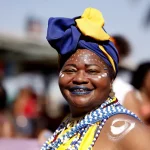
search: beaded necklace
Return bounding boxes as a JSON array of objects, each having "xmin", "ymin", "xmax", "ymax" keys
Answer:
[{"xmin": 41, "ymin": 97, "xmax": 139, "ymax": 150}]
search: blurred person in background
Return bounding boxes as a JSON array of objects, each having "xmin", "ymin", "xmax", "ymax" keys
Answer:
[
  {"xmin": 0, "ymin": 83, "xmax": 14, "ymax": 137},
  {"xmin": 123, "ymin": 62, "xmax": 150, "ymax": 125},
  {"xmin": 12, "ymin": 87, "xmax": 39, "ymax": 138},
  {"xmin": 37, "ymin": 76, "xmax": 70, "ymax": 145},
  {"xmin": 111, "ymin": 35, "xmax": 134, "ymax": 105},
  {"xmin": 2, "ymin": 72, "xmax": 45, "ymax": 105},
  {"xmin": 46, "ymin": 75, "xmax": 68, "ymax": 121},
  {"xmin": 36, "ymin": 95, "xmax": 53, "ymax": 145}
]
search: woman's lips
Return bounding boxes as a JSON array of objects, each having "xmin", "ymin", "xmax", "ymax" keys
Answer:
[{"xmin": 69, "ymin": 86, "xmax": 93, "ymax": 95}]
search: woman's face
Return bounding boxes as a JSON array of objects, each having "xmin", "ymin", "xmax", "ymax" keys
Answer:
[{"xmin": 59, "ymin": 49, "xmax": 113, "ymax": 117}]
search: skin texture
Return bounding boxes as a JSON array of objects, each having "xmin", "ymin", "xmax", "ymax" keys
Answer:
[
  {"xmin": 58, "ymin": 48, "xmax": 150, "ymax": 149},
  {"xmin": 93, "ymin": 114, "xmax": 150, "ymax": 150},
  {"xmin": 59, "ymin": 49, "xmax": 112, "ymax": 117}
]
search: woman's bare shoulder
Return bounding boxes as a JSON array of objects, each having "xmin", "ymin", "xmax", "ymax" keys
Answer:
[
  {"xmin": 123, "ymin": 90, "xmax": 139, "ymax": 105},
  {"xmin": 95, "ymin": 114, "xmax": 150, "ymax": 150}
]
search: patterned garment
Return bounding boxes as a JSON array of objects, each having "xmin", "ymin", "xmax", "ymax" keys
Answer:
[{"xmin": 41, "ymin": 97, "xmax": 139, "ymax": 150}]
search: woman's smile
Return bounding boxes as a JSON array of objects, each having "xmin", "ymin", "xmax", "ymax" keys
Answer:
[
  {"xmin": 59, "ymin": 49, "xmax": 111, "ymax": 116},
  {"xmin": 69, "ymin": 86, "xmax": 94, "ymax": 95}
]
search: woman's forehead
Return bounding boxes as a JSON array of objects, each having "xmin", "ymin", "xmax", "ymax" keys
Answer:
[
  {"xmin": 65, "ymin": 49, "xmax": 107, "ymax": 66},
  {"xmin": 72, "ymin": 49, "xmax": 97, "ymax": 57}
]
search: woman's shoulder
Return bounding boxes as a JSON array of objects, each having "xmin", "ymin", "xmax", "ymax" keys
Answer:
[
  {"xmin": 123, "ymin": 89, "xmax": 141, "ymax": 103},
  {"xmin": 123, "ymin": 89, "xmax": 141, "ymax": 107},
  {"xmin": 103, "ymin": 113, "xmax": 142, "ymax": 131},
  {"xmin": 96, "ymin": 114, "xmax": 150, "ymax": 150}
]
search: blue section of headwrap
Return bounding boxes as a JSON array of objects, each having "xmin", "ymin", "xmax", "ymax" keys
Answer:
[
  {"xmin": 47, "ymin": 17, "xmax": 79, "ymax": 55},
  {"xmin": 46, "ymin": 17, "xmax": 119, "ymax": 74},
  {"xmin": 102, "ymin": 41, "xmax": 119, "ymax": 72}
]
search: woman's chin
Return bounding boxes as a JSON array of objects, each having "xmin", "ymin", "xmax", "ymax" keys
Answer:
[
  {"xmin": 68, "ymin": 91, "xmax": 94, "ymax": 106},
  {"xmin": 70, "ymin": 98, "xmax": 92, "ymax": 108}
]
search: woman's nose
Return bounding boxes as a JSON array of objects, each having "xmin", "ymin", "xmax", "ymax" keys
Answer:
[{"xmin": 72, "ymin": 71, "xmax": 89, "ymax": 84}]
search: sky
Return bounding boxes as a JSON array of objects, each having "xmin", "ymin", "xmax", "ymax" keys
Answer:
[{"xmin": 0, "ymin": 0, "xmax": 150, "ymax": 66}]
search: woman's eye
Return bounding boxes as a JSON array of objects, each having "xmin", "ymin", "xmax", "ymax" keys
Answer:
[
  {"xmin": 87, "ymin": 70, "xmax": 99, "ymax": 74},
  {"xmin": 63, "ymin": 69, "xmax": 76, "ymax": 73}
]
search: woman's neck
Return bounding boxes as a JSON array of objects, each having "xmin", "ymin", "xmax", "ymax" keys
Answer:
[
  {"xmin": 70, "ymin": 104, "xmax": 100, "ymax": 118},
  {"xmin": 70, "ymin": 108, "xmax": 90, "ymax": 118}
]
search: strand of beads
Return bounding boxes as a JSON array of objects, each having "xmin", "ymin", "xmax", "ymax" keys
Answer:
[
  {"xmin": 41, "ymin": 97, "xmax": 140, "ymax": 150},
  {"xmin": 67, "ymin": 126, "xmax": 89, "ymax": 150},
  {"xmin": 87, "ymin": 105, "xmax": 140, "ymax": 150},
  {"xmin": 41, "ymin": 121, "xmax": 68, "ymax": 150},
  {"xmin": 72, "ymin": 100, "xmax": 119, "ymax": 150},
  {"xmin": 87, "ymin": 119, "xmax": 107, "ymax": 150},
  {"xmin": 45, "ymin": 98, "xmax": 116, "ymax": 149},
  {"xmin": 41, "ymin": 97, "xmax": 116, "ymax": 150}
]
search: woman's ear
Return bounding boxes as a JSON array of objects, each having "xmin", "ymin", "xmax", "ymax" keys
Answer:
[
  {"xmin": 109, "ymin": 79, "xmax": 115, "ymax": 98},
  {"xmin": 110, "ymin": 79, "xmax": 114, "ymax": 87}
]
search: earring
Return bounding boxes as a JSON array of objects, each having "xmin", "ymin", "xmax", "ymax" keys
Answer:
[{"xmin": 109, "ymin": 88, "xmax": 115, "ymax": 98}]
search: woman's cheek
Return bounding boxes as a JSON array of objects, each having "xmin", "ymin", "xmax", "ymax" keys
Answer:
[
  {"xmin": 90, "ymin": 77, "xmax": 111, "ymax": 88},
  {"xmin": 59, "ymin": 74, "xmax": 74, "ymax": 86}
]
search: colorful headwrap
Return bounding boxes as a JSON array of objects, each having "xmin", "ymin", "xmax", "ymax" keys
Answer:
[{"xmin": 46, "ymin": 8, "xmax": 119, "ymax": 76}]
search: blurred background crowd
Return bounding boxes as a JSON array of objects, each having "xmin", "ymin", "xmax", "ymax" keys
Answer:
[{"xmin": 0, "ymin": 0, "xmax": 150, "ymax": 149}]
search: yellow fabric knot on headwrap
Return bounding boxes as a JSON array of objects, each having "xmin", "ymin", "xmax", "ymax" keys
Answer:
[
  {"xmin": 75, "ymin": 7, "xmax": 110, "ymax": 41},
  {"xmin": 75, "ymin": 8, "xmax": 116, "ymax": 72}
]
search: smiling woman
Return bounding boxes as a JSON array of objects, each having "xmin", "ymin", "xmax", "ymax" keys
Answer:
[
  {"xmin": 41, "ymin": 7, "xmax": 150, "ymax": 150},
  {"xmin": 59, "ymin": 49, "xmax": 111, "ymax": 117}
]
